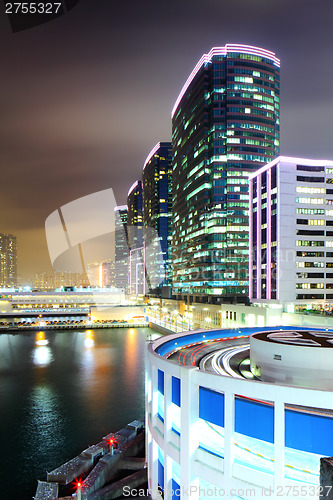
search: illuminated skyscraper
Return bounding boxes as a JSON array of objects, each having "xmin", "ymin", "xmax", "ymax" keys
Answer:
[
  {"xmin": 127, "ymin": 181, "xmax": 144, "ymax": 295},
  {"xmin": 142, "ymin": 142, "xmax": 173, "ymax": 296},
  {"xmin": 0, "ymin": 233, "xmax": 17, "ymax": 287},
  {"xmin": 127, "ymin": 181, "xmax": 143, "ymax": 249},
  {"xmin": 114, "ymin": 205, "xmax": 129, "ymax": 293},
  {"xmin": 172, "ymin": 44, "xmax": 280, "ymax": 303}
]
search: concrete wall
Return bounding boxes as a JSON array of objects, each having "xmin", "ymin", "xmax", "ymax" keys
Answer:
[{"xmin": 250, "ymin": 334, "xmax": 333, "ymax": 389}]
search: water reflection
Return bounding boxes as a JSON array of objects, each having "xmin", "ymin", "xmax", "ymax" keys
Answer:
[
  {"xmin": 124, "ymin": 328, "xmax": 138, "ymax": 388},
  {"xmin": 84, "ymin": 330, "xmax": 95, "ymax": 349},
  {"xmin": 35, "ymin": 331, "xmax": 48, "ymax": 346},
  {"xmin": 80, "ymin": 329, "xmax": 115, "ymax": 416},
  {"xmin": 27, "ymin": 385, "xmax": 65, "ymax": 446},
  {"xmin": 0, "ymin": 327, "xmax": 157, "ymax": 500},
  {"xmin": 33, "ymin": 345, "xmax": 53, "ymax": 367}
]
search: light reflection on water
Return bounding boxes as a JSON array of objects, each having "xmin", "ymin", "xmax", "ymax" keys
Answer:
[
  {"xmin": 0, "ymin": 327, "xmax": 155, "ymax": 500},
  {"xmin": 33, "ymin": 345, "xmax": 53, "ymax": 366}
]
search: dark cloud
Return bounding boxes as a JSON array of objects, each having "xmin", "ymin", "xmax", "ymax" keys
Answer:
[{"xmin": 1, "ymin": 0, "xmax": 333, "ymax": 279}]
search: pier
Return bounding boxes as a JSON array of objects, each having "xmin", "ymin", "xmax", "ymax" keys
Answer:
[{"xmin": 34, "ymin": 420, "xmax": 147, "ymax": 500}]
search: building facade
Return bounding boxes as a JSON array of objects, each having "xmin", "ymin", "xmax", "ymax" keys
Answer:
[
  {"xmin": 249, "ymin": 156, "xmax": 333, "ymax": 312},
  {"xmin": 0, "ymin": 233, "xmax": 17, "ymax": 287},
  {"xmin": 35, "ymin": 271, "xmax": 88, "ymax": 290},
  {"xmin": 172, "ymin": 45, "xmax": 280, "ymax": 303},
  {"xmin": 142, "ymin": 142, "xmax": 173, "ymax": 295},
  {"xmin": 146, "ymin": 326, "xmax": 333, "ymax": 500},
  {"xmin": 87, "ymin": 260, "xmax": 115, "ymax": 288},
  {"xmin": 114, "ymin": 205, "xmax": 129, "ymax": 293},
  {"xmin": 127, "ymin": 181, "xmax": 145, "ymax": 295}
]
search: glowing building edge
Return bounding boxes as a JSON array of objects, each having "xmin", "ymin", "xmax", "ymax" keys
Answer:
[
  {"xmin": 128, "ymin": 180, "xmax": 139, "ymax": 198},
  {"xmin": 171, "ymin": 44, "xmax": 280, "ymax": 118},
  {"xmin": 143, "ymin": 142, "xmax": 161, "ymax": 171}
]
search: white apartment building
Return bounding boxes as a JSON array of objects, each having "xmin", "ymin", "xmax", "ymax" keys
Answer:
[{"xmin": 249, "ymin": 156, "xmax": 333, "ymax": 311}]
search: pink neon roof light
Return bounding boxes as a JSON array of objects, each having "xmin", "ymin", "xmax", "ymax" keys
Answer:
[
  {"xmin": 143, "ymin": 142, "xmax": 161, "ymax": 172},
  {"xmin": 248, "ymin": 156, "xmax": 333, "ymax": 180},
  {"xmin": 171, "ymin": 44, "xmax": 280, "ymax": 118},
  {"xmin": 114, "ymin": 205, "xmax": 127, "ymax": 211},
  {"xmin": 127, "ymin": 180, "xmax": 139, "ymax": 198}
]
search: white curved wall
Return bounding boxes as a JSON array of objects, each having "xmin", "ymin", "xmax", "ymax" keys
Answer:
[
  {"xmin": 250, "ymin": 335, "xmax": 333, "ymax": 389},
  {"xmin": 146, "ymin": 333, "xmax": 333, "ymax": 500}
]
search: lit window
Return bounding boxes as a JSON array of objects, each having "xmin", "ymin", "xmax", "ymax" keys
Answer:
[{"xmin": 296, "ymin": 186, "xmax": 325, "ymax": 194}]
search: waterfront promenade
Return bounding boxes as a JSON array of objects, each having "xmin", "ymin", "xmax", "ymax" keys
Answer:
[{"xmin": 0, "ymin": 319, "xmax": 148, "ymax": 332}]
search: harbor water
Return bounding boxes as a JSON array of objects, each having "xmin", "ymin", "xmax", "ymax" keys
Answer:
[{"xmin": 0, "ymin": 327, "xmax": 156, "ymax": 500}]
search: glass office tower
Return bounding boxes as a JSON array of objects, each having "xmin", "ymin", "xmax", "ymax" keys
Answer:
[
  {"xmin": 127, "ymin": 181, "xmax": 145, "ymax": 295},
  {"xmin": 114, "ymin": 205, "xmax": 129, "ymax": 293},
  {"xmin": 172, "ymin": 44, "xmax": 280, "ymax": 302},
  {"xmin": 142, "ymin": 142, "xmax": 173, "ymax": 295}
]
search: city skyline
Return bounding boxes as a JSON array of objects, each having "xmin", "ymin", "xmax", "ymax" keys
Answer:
[{"xmin": 2, "ymin": 0, "xmax": 333, "ymax": 278}]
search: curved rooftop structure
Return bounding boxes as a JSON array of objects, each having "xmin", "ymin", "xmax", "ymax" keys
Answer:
[
  {"xmin": 146, "ymin": 326, "xmax": 333, "ymax": 500},
  {"xmin": 171, "ymin": 44, "xmax": 280, "ymax": 118}
]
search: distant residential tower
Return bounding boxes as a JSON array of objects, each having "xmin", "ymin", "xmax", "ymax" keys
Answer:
[{"xmin": 0, "ymin": 234, "xmax": 17, "ymax": 287}]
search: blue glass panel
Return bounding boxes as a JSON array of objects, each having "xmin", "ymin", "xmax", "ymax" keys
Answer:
[
  {"xmin": 285, "ymin": 409, "xmax": 333, "ymax": 456},
  {"xmin": 158, "ymin": 459, "xmax": 164, "ymax": 491},
  {"xmin": 199, "ymin": 386, "xmax": 224, "ymax": 427},
  {"xmin": 172, "ymin": 376, "xmax": 181, "ymax": 406},
  {"xmin": 172, "ymin": 479, "xmax": 180, "ymax": 500},
  {"xmin": 158, "ymin": 369, "xmax": 164, "ymax": 395},
  {"xmin": 235, "ymin": 397, "xmax": 274, "ymax": 443}
]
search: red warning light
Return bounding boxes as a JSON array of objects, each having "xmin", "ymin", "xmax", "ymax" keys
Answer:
[
  {"xmin": 74, "ymin": 478, "xmax": 82, "ymax": 490},
  {"xmin": 108, "ymin": 435, "xmax": 116, "ymax": 445}
]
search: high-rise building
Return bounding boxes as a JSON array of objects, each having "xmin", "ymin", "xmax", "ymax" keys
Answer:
[
  {"xmin": 249, "ymin": 156, "xmax": 333, "ymax": 312},
  {"xmin": 142, "ymin": 142, "xmax": 173, "ymax": 295},
  {"xmin": 87, "ymin": 260, "xmax": 115, "ymax": 288},
  {"xmin": 35, "ymin": 271, "xmax": 88, "ymax": 290},
  {"xmin": 127, "ymin": 181, "xmax": 143, "ymax": 249},
  {"xmin": 172, "ymin": 44, "xmax": 280, "ymax": 303},
  {"xmin": 114, "ymin": 205, "xmax": 129, "ymax": 293},
  {"xmin": 127, "ymin": 181, "xmax": 145, "ymax": 295},
  {"xmin": 0, "ymin": 234, "xmax": 17, "ymax": 287}
]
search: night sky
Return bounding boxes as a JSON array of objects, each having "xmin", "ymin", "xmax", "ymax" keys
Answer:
[{"xmin": 1, "ymin": 0, "xmax": 333, "ymax": 281}]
